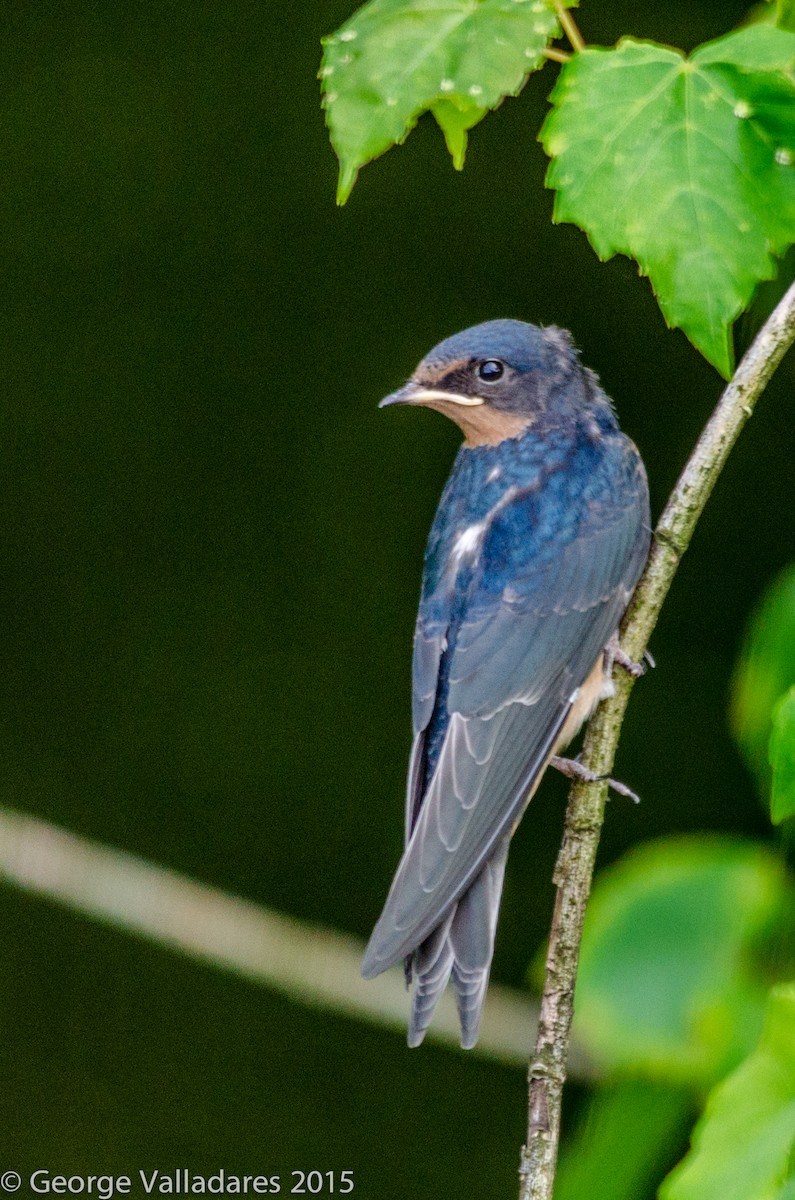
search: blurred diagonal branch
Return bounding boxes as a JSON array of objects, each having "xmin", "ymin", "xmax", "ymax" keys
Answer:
[
  {"xmin": 0, "ymin": 803, "xmax": 592, "ymax": 1074},
  {"xmin": 520, "ymin": 280, "xmax": 795, "ymax": 1200}
]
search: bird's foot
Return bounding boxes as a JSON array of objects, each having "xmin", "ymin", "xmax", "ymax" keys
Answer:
[
  {"xmin": 605, "ymin": 631, "xmax": 649, "ymax": 679},
  {"xmin": 551, "ymin": 755, "xmax": 640, "ymax": 804}
]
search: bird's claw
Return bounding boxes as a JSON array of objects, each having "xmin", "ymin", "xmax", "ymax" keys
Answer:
[
  {"xmin": 550, "ymin": 755, "xmax": 640, "ymax": 804},
  {"xmin": 605, "ymin": 632, "xmax": 647, "ymax": 679}
]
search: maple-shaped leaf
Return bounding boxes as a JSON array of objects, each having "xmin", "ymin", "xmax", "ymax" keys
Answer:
[
  {"xmin": 541, "ymin": 26, "xmax": 795, "ymax": 375},
  {"xmin": 321, "ymin": 0, "xmax": 572, "ymax": 203}
]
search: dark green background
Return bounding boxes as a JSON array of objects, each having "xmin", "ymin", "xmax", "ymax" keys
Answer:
[{"xmin": 0, "ymin": 1, "xmax": 790, "ymax": 1196}]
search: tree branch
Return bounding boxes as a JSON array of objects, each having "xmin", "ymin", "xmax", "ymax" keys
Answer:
[
  {"xmin": 0, "ymin": 803, "xmax": 593, "ymax": 1070},
  {"xmin": 552, "ymin": 0, "xmax": 585, "ymax": 53},
  {"xmin": 544, "ymin": 47, "xmax": 571, "ymax": 64},
  {"xmin": 518, "ymin": 278, "xmax": 795, "ymax": 1200}
]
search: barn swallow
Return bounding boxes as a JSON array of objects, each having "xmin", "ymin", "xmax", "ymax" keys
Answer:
[{"xmin": 362, "ymin": 319, "xmax": 650, "ymax": 1049}]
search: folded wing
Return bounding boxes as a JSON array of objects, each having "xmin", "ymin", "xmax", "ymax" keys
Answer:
[{"xmin": 362, "ymin": 446, "xmax": 649, "ymax": 982}]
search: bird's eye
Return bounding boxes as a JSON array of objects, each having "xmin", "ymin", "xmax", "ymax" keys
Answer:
[{"xmin": 478, "ymin": 359, "xmax": 504, "ymax": 383}]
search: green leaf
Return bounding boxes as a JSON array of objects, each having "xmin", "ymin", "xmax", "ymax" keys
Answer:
[
  {"xmin": 431, "ymin": 97, "xmax": 486, "ymax": 169},
  {"xmin": 540, "ymin": 27, "xmax": 795, "ymax": 376},
  {"xmin": 770, "ymin": 689, "xmax": 795, "ymax": 823},
  {"xmin": 779, "ymin": 1, "xmax": 795, "ymax": 31},
  {"xmin": 695, "ymin": 23, "xmax": 795, "ymax": 69},
  {"xmin": 321, "ymin": 0, "xmax": 566, "ymax": 203},
  {"xmin": 571, "ymin": 837, "xmax": 788, "ymax": 1083},
  {"xmin": 661, "ymin": 984, "xmax": 795, "ymax": 1200},
  {"xmin": 556, "ymin": 1081, "xmax": 692, "ymax": 1200},
  {"xmin": 732, "ymin": 565, "xmax": 795, "ymax": 800}
]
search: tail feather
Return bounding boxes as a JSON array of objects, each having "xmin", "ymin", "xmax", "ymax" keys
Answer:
[
  {"xmin": 407, "ymin": 836, "xmax": 510, "ymax": 1048},
  {"xmin": 407, "ymin": 910, "xmax": 454, "ymax": 1047},
  {"xmin": 451, "ymin": 964, "xmax": 490, "ymax": 1050},
  {"xmin": 450, "ymin": 836, "xmax": 509, "ymax": 1047}
]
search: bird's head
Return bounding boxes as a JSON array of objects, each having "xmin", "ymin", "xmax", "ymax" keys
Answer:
[{"xmin": 380, "ymin": 319, "xmax": 579, "ymax": 446}]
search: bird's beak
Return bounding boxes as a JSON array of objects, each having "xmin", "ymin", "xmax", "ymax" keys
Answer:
[{"xmin": 379, "ymin": 382, "xmax": 484, "ymax": 409}]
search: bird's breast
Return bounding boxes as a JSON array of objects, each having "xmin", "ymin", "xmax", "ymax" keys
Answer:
[{"xmin": 554, "ymin": 655, "xmax": 615, "ymax": 754}]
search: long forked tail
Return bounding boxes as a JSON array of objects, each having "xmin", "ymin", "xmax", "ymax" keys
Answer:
[{"xmin": 407, "ymin": 836, "xmax": 510, "ymax": 1049}]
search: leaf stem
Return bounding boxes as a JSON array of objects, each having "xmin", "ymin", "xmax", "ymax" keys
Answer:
[
  {"xmin": 518, "ymin": 278, "xmax": 795, "ymax": 1200},
  {"xmin": 544, "ymin": 47, "xmax": 571, "ymax": 64},
  {"xmin": 552, "ymin": 1, "xmax": 586, "ymax": 53}
]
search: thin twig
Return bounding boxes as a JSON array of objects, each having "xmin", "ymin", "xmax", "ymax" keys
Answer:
[
  {"xmin": 518, "ymin": 279, "xmax": 795, "ymax": 1200},
  {"xmin": 553, "ymin": 0, "xmax": 586, "ymax": 53},
  {"xmin": 543, "ymin": 47, "xmax": 571, "ymax": 64},
  {"xmin": 0, "ymin": 802, "xmax": 596, "ymax": 1072}
]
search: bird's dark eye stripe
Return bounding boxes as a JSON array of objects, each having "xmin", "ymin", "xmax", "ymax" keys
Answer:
[{"xmin": 478, "ymin": 359, "xmax": 504, "ymax": 382}]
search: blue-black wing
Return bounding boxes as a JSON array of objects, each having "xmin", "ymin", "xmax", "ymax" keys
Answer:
[{"xmin": 363, "ymin": 438, "xmax": 649, "ymax": 990}]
